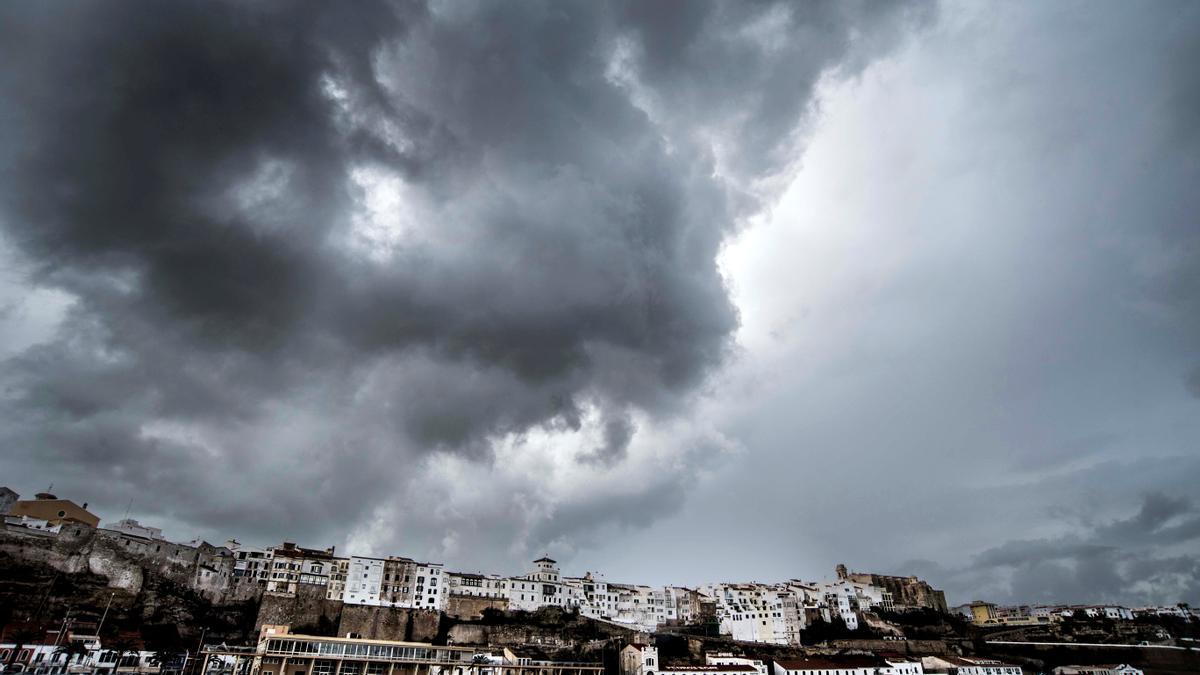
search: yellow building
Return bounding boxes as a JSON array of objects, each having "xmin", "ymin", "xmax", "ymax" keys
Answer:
[
  {"xmin": 9, "ymin": 492, "xmax": 100, "ymax": 527},
  {"xmin": 969, "ymin": 601, "xmax": 998, "ymax": 625}
]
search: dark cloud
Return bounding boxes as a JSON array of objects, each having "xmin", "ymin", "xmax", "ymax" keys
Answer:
[
  {"xmin": 1093, "ymin": 493, "xmax": 1198, "ymax": 545},
  {"xmin": 0, "ymin": 0, "xmax": 927, "ymax": 563},
  {"xmin": 947, "ymin": 493, "xmax": 1200, "ymax": 606}
]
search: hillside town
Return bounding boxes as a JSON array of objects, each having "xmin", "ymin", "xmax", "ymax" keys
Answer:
[{"xmin": 2, "ymin": 488, "xmax": 1197, "ymax": 675}]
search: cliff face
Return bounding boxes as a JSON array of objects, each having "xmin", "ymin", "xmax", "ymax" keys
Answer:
[
  {"xmin": 0, "ymin": 524, "xmax": 261, "ymax": 603},
  {"xmin": 0, "ymin": 527, "xmax": 633, "ymax": 658},
  {"xmin": 0, "ymin": 528, "xmax": 260, "ymax": 649}
]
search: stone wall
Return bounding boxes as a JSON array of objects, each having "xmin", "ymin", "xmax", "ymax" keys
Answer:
[
  {"xmin": 446, "ymin": 594, "xmax": 509, "ymax": 620},
  {"xmin": 338, "ymin": 605, "xmax": 441, "ymax": 642},
  {"xmin": 827, "ymin": 638, "xmax": 948, "ymax": 654},
  {"xmin": 255, "ymin": 584, "xmax": 343, "ymax": 633},
  {"xmin": 846, "ymin": 573, "xmax": 948, "ymax": 613}
]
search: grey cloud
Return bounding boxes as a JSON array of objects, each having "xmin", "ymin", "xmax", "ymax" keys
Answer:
[
  {"xmin": 643, "ymin": 0, "xmax": 1200, "ymax": 599},
  {"xmin": 1185, "ymin": 365, "xmax": 1200, "ymax": 399},
  {"xmin": 0, "ymin": 0, "xmax": 927, "ymax": 561},
  {"xmin": 614, "ymin": 1, "xmax": 934, "ymax": 182},
  {"xmin": 579, "ymin": 408, "xmax": 637, "ymax": 466},
  {"xmin": 973, "ymin": 538, "xmax": 1117, "ymax": 570},
  {"xmin": 1092, "ymin": 492, "xmax": 1197, "ymax": 545},
  {"xmin": 956, "ymin": 493, "xmax": 1200, "ymax": 606}
]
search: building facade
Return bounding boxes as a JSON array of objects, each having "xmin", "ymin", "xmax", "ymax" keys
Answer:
[{"xmin": 8, "ymin": 492, "xmax": 100, "ymax": 528}]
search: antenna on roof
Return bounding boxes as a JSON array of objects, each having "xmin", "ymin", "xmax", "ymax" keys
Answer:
[
  {"xmin": 123, "ymin": 498, "xmax": 133, "ymax": 520},
  {"xmin": 47, "ymin": 482, "xmax": 54, "ymax": 492}
]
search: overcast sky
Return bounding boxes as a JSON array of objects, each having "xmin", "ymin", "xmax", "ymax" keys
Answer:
[{"xmin": 1, "ymin": 0, "xmax": 1197, "ymax": 608}]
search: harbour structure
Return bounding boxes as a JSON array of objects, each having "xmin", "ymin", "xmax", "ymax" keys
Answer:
[{"xmin": 199, "ymin": 626, "xmax": 603, "ymax": 675}]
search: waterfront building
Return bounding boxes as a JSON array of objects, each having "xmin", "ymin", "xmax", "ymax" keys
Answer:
[{"xmin": 200, "ymin": 626, "xmax": 602, "ymax": 675}]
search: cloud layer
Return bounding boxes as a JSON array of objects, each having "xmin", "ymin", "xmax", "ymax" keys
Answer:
[
  {"xmin": 1, "ymin": 0, "xmax": 1196, "ymax": 608},
  {"xmin": 0, "ymin": 1, "xmax": 928, "ymax": 568}
]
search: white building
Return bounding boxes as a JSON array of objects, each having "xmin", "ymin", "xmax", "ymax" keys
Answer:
[
  {"xmin": 773, "ymin": 657, "xmax": 880, "ymax": 675},
  {"xmin": 662, "ymin": 666, "xmax": 761, "ymax": 675},
  {"xmin": 344, "ymin": 556, "xmax": 386, "ymax": 605},
  {"xmin": 447, "ymin": 572, "xmax": 508, "ymax": 599},
  {"xmin": 106, "ymin": 518, "xmax": 165, "ymax": 541},
  {"xmin": 700, "ymin": 583, "xmax": 801, "ymax": 645},
  {"xmin": 611, "ymin": 584, "xmax": 663, "ymax": 631},
  {"xmin": 577, "ymin": 572, "xmax": 620, "ymax": 619},
  {"xmin": 620, "ymin": 643, "xmax": 658, "ymax": 675},
  {"xmin": 1063, "ymin": 606, "xmax": 1134, "ymax": 621},
  {"xmin": 507, "ymin": 557, "xmax": 582, "ymax": 611},
  {"xmin": 412, "ymin": 561, "xmax": 446, "ymax": 609},
  {"xmin": 922, "ymin": 656, "xmax": 1022, "ymax": 675},
  {"xmin": 0, "ymin": 643, "xmax": 73, "ymax": 674},
  {"xmin": 879, "ymin": 657, "xmax": 924, "ymax": 675},
  {"xmin": 706, "ymin": 653, "xmax": 768, "ymax": 675},
  {"xmin": 0, "ymin": 636, "xmax": 159, "ymax": 675},
  {"xmin": 2, "ymin": 514, "xmax": 62, "ymax": 535},
  {"xmin": 298, "ymin": 557, "xmax": 333, "ymax": 586}
]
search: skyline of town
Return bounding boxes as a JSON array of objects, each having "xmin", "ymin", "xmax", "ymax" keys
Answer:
[
  {"xmin": 4, "ymin": 486, "xmax": 1195, "ymax": 618},
  {"xmin": 1, "ymin": 0, "xmax": 1197, "ymax": 635}
]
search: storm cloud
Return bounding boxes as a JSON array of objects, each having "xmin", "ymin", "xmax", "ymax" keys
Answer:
[
  {"xmin": 0, "ymin": 1, "xmax": 928, "ymax": 564},
  {"xmin": 1, "ymin": 0, "xmax": 1197, "ymax": 606},
  {"xmin": 901, "ymin": 493, "xmax": 1200, "ymax": 606}
]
